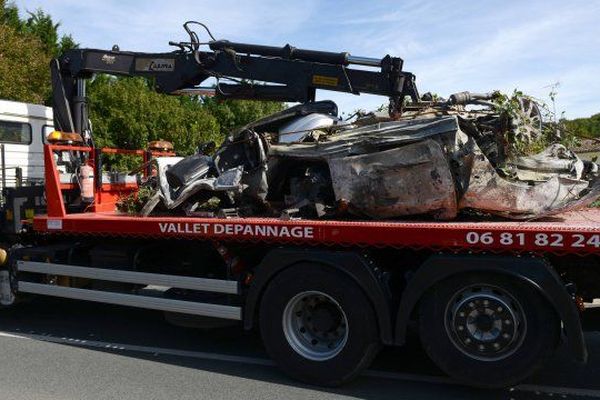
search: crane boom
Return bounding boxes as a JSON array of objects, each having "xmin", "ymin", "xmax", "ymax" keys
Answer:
[{"xmin": 50, "ymin": 23, "xmax": 420, "ymax": 141}]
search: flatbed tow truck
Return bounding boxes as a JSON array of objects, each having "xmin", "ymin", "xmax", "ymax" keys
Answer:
[{"xmin": 1, "ymin": 22, "xmax": 599, "ymax": 389}]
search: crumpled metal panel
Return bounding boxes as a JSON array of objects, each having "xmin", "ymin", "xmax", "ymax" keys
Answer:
[
  {"xmin": 328, "ymin": 139, "xmax": 458, "ymax": 219},
  {"xmin": 459, "ymin": 144, "xmax": 597, "ymax": 219},
  {"xmin": 137, "ymin": 113, "xmax": 599, "ymax": 221},
  {"xmin": 144, "ymin": 157, "xmax": 243, "ymax": 215},
  {"xmin": 509, "ymin": 144, "xmax": 584, "ymax": 181},
  {"xmin": 270, "ymin": 116, "xmax": 461, "ymax": 159}
]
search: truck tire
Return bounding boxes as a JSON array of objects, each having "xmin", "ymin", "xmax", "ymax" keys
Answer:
[
  {"xmin": 259, "ymin": 263, "xmax": 381, "ymax": 386},
  {"xmin": 418, "ymin": 273, "xmax": 560, "ymax": 388}
]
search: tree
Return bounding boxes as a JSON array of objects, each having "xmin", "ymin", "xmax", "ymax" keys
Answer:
[
  {"xmin": 0, "ymin": 23, "xmax": 50, "ymax": 103},
  {"xmin": 203, "ymin": 96, "xmax": 285, "ymax": 135},
  {"xmin": 23, "ymin": 8, "xmax": 77, "ymax": 57},
  {"xmin": 58, "ymin": 34, "xmax": 77, "ymax": 55},
  {"xmin": 0, "ymin": 2, "xmax": 77, "ymax": 104},
  {"xmin": 86, "ymin": 76, "xmax": 286, "ymax": 169},
  {"xmin": 87, "ymin": 75, "xmax": 222, "ymax": 169},
  {"xmin": 0, "ymin": 0, "xmax": 22, "ymax": 31},
  {"xmin": 24, "ymin": 9, "xmax": 59, "ymax": 56},
  {"xmin": 563, "ymin": 113, "xmax": 600, "ymax": 139}
]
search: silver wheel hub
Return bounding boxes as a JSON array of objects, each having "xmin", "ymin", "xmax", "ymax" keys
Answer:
[
  {"xmin": 282, "ymin": 291, "xmax": 348, "ymax": 361},
  {"xmin": 445, "ymin": 286, "xmax": 526, "ymax": 361}
]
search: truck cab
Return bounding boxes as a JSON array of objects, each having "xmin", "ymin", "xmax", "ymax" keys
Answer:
[
  {"xmin": 0, "ymin": 99, "xmax": 53, "ymax": 189},
  {"xmin": 0, "ymin": 99, "xmax": 54, "ymax": 234}
]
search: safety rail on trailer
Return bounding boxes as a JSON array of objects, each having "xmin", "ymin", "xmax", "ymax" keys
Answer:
[{"xmin": 43, "ymin": 143, "xmax": 174, "ymax": 216}]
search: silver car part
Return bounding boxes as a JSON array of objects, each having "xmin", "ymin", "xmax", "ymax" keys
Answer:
[
  {"xmin": 17, "ymin": 261, "xmax": 239, "ymax": 294},
  {"xmin": 460, "ymin": 142, "xmax": 597, "ymax": 219},
  {"xmin": 271, "ymin": 116, "xmax": 461, "ymax": 159},
  {"xmin": 148, "ymin": 157, "xmax": 243, "ymax": 213},
  {"xmin": 278, "ymin": 113, "xmax": 340, "ymax": 143}
]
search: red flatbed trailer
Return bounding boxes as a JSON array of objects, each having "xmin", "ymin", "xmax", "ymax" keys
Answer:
[
  {"xmin": 4, "ymin": 143, "xmax": 600, "ymax": 389},
  {"xmin": 35, "ymin": 142, "xmax": 600, "ymax": 255},
  {"xmin": 33, "ymin": 209, "xmax": 600, "ymax": 256}
]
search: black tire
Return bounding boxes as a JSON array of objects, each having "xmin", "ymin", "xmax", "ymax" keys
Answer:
[
  {"xmin": 259, "ymin": 263, "xmax": 381, "ymax": 386},
  {"xmin": 419, "ymin": 273, "xmax": 560, "ymax": 388}
]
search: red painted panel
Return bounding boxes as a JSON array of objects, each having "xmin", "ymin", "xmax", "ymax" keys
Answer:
[{"xmin": 33, "ymin": 210, "xmax": 600, "ymax": 256}]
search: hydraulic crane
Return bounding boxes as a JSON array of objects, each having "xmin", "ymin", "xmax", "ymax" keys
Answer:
[{"xmin": 51, "ymin": 21, "xmax": 419, "ymax": 145}]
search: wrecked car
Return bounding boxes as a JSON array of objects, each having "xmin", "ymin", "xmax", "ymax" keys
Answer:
[{"xmin": 125, "ymin": 92, "xmax": 600, "ymax": 221}]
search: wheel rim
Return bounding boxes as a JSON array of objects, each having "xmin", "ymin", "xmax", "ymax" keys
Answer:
[
  {"xmin": 282, "ymin": 290, "xmax": 349, "ymax": 361},
  {"xmin": 444, "ymin": 285, "xmax": 527, "ymax": 361},
  {"xmin": 510, "ymin": 97, "xmax": 543, "ymax": 143}
]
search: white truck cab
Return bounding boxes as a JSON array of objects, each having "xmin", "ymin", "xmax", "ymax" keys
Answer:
[{"xmin": 0, "ymin": 99, "xmax": 53, "ymax": 189}]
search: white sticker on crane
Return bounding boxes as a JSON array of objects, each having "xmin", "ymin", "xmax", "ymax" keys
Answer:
[{"xmin": 47, "ymin": 219, "xmax": 63, "ymax": 230}]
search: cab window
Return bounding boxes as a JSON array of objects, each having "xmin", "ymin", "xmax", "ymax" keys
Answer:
[{"xmin": 0, "ymin": 120, "xmax": 32, "ymax": 145}]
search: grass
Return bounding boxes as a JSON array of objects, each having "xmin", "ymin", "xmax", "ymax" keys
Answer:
[{"xmin": 578, "ymin": 151, "xmax": 600, "ymax": 161}]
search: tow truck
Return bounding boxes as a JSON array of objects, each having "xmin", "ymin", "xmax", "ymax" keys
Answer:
[{"xmin": 1, "ymin": 22, "xmax": 599, "ymax": 388}]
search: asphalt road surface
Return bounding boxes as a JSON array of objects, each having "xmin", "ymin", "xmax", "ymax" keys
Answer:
[{"xmin": 0, "ymin": 297, "xmax": 599, "ymax": 400}]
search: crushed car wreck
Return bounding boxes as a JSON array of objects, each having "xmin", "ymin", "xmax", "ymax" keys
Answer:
[
  {"xmin": 127, "ymin": 93, "xmax": 600, "ymax": 221},
  {"xmin": 65, "ymin": 27, "xmax": 594, "ymax": 221}
]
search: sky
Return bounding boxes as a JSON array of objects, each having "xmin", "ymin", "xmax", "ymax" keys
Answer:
[{"xmin": 13, "ymin": 0, "xmax": 600, "ymax": 119}]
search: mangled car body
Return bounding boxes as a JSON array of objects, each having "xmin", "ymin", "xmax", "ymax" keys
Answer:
[{"xmin": 132, "ymin": 93, "xmax": 600, "ymax": 221}]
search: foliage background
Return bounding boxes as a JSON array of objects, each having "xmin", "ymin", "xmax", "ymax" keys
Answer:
[
  {"xmin": 0, "ymin": 0, "xmax": 283, "ymax": 168},
  {"xmin": 563, "ymin": 114, "xmax": 600, "ymax": 139}
]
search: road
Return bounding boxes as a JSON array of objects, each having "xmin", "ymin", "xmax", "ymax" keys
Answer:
[{"xmin": 0, "ymin": 297, "xmax": 599, "ymax": 400}]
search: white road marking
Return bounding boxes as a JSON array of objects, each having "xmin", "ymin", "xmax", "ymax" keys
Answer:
[
  {"xmin": 516, "ymin": 384, "xmax": 600, "ymax": 398},
  {"xmin": 0, "ymin": 331, "xmax": 599, "ymax": 398},
  {"xmin": 0, "ymin": 331, "xmax": 275, "ymax": 366},
  {"xmin": 362, "ymin": 370, "xmax": 455, "ymax": 385}
]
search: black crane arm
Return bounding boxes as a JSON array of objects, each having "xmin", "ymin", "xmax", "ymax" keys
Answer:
[
  {"xmin": 197, "ymin": 46, "xmax": 419, "ymax": 104},
  {"xmin": 51, "ymin": 49, "xmax": 208, "ymax": 136},
  {"xmin": 51, "ymin": 24, "xmax": 420, "ymax": 139}
]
